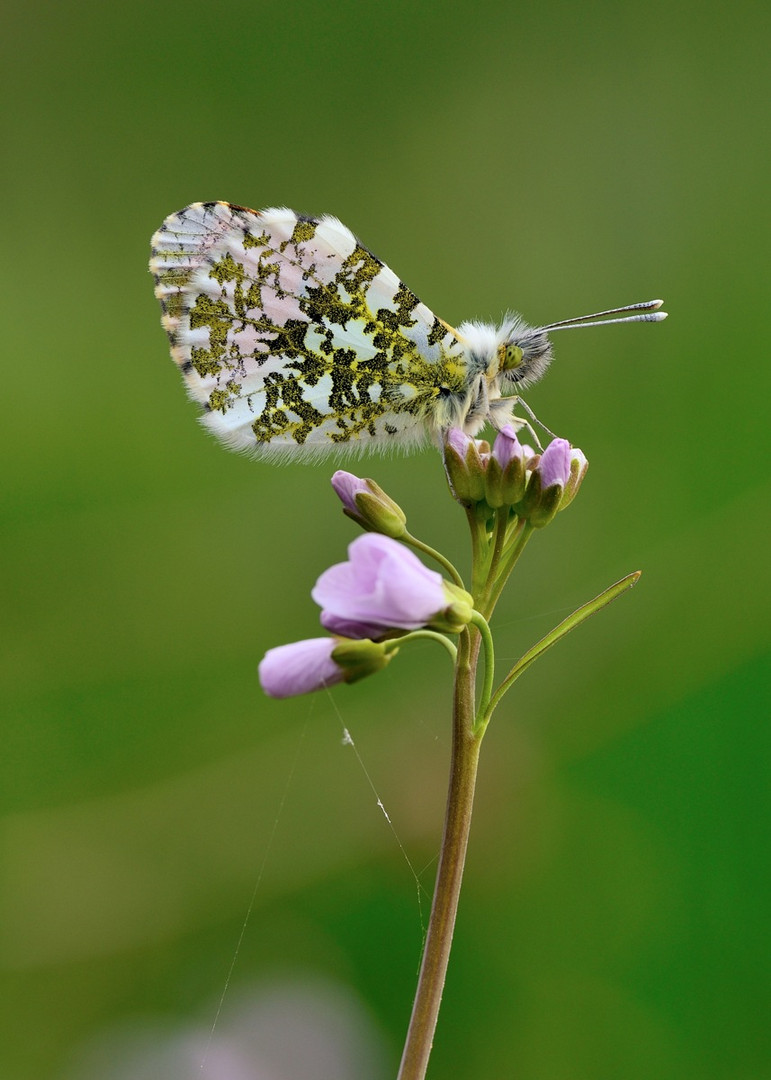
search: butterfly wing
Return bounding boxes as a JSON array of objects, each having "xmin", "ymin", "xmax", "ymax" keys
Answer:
[{"xmin": 150, "ymin": 202, "xmax": 469, "ymax": 457}]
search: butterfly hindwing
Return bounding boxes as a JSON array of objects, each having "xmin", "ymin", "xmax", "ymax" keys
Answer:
[{"xmin": 150, "ymin": 202, "xmax": 469, "ymax": 457}]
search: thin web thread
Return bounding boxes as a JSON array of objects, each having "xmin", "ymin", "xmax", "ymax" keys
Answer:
[
  {"xmin": 199, "ymin": 711, "xmax": 310, "ymax": 1073},
  {"xmin": 326, "ymin": 690, "xmax": 432, "ymax": 947},
  {"xmin": 200, "ymin": 688, "xmax": 434, "ymax": 1073}
]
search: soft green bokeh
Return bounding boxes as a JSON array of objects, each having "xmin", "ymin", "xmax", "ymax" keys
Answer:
[{"xmin": 2, "ymin": 1, "xmax": 768, "ymax": 1077}]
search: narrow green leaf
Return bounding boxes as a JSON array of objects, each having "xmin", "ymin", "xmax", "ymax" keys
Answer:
[{"xmin": 481, "ymin": 570, "xmax": 641, "ymax": 726}]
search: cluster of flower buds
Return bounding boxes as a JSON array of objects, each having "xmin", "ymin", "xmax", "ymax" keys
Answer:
[
  {"xmin": 259, "ymin": 531, "xmax": 474, "ymax": 698},
  {"xmin": 444, "ymin": 425, "xmax": 587, "ymax": 528}
]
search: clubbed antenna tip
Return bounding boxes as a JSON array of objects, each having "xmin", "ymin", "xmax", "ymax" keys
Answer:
[{"xmin": 541, "ymin": 299, "xmax": 668, "ymax": 332}]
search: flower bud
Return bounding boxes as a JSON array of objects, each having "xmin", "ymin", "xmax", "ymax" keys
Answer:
[
  {"xmin": 259, "ymin": 636, "xmax": 395, "ymax": 697},
  {"xmin": 258, "ymin": 637, "xmax": 347, "ymax": 698},
  {"xmin": 331, "ymin": 471, "xmax": 407, "ymax": 538},
  {"xmin": 517, "ymin": 437, "xmax": 572, "ymax": 528},
  {"xmin": 443, "ymin": 428, "xmax": 487, "ymax": 505},
  {"xmin": 485, "ymin": 425, "xmax": 527, "ymax": 508},
  {"xmin": 559, "ymin": 448, "xmax": 589, "ymax": 510},
  {"xmin": 426, "ymin": 581, "xmax": 475, "ymax": 634},
  {"xmin": 520, "ymin": 445, "xmax": 540, "ymax": 469}
]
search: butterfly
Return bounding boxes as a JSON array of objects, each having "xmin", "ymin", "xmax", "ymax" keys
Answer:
[{"xmin": 150, "ymin": 202, "xmax": 666, "ymax": 458}]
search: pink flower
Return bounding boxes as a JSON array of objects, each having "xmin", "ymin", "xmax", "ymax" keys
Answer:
[
  {"xmin": 485, "ymin": 425, "xmax": 527, "ymax": 506},
  {"xmin": 259, "ymin": 635, "xmax": 395, "ymax": 698},
  {"xmin": 491, "ymin": 424, "xmax": 524, "ymax": 469},
  {"xmin": 535, "ymin": 437, "xmax": 572, "ymax": 490},
  {"xmin": 312, "ymin": 534, "xmax": 449, "ymax": 634},
  {"xmin": 319, "ymin": 612, "xmax": 388, "ymax": 639},
  {"xmin": 521, "ymin": 437, "xmax": 583, "ymax": 528},
  {"xmin": 446, "ymin": 427, "xmax": 474, "ymax": 458},
  {"xmin": 443, "ymin": 428, "xmax": 487, "ymax": 504},
  {"xmin": 259, "ymin": 638, "xmax": 345, "ymax": 698},
  {"xmin": 560, "ymin": 447, "xmax": 588, "ymax": 508}
]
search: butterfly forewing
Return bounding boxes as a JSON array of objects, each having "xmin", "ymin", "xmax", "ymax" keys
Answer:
[{"xmin": 150, "ymin": 202, "xmax": 467, "ymax": 457}]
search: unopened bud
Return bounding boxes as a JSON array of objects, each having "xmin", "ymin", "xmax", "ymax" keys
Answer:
[
  {"xmin": 331, "ymin": 471, "xmax": 407, "ymax": 538},
  {"xmin": 559, "ymin": 448, "xmax": 589, "ymax": 510},
  {"xmin": 517, "ymin": 438, "xmax": 572, "ymax": 528},
  {"xmin": 443, "ymin": 429, "xmax": 487, "ymax": 505},
  {"xmin": 485, "ymin": 425, "xmax": 527, "ymax": 507}
]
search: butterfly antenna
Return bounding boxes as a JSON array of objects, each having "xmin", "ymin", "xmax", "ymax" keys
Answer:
[{"xmin": 541, "ymin": 299, "xmax": 668, "ymax": 332}]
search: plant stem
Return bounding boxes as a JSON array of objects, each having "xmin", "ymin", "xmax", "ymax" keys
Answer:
[
  {"xmin": 397, "ymin": 630, "xmax": 482, "ymax": 1080},
  {"xmin": 394, "ymin": 629, "xmax": 458, "ymax": 664},
  {"xmin": 469, "ymin": 611, "xmax": 495, "ymax": 726},
  {"xmin": 466, "ymin": 506, "xmax": 490, "ymax": 597},
  {"xmin": 480, "ymin": 519, "xmax": 534, "ymax": 617},
  {"xmin": 404, "ymin": 532, "xmax": 466, "ymax": 589}
]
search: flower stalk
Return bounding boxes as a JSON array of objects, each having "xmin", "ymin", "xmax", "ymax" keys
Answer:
[
  {"xmin": 397, "ymin": 628, "xmax": 482, "ymax": 1080},
  {"xmin": 258, "ymin": 427, "xmax": 640, "ymax": 1080}
]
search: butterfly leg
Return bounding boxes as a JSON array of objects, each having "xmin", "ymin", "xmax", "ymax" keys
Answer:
[{"xmin": 488, "ymin": 395, "xmax": 563, "ymax": 450}]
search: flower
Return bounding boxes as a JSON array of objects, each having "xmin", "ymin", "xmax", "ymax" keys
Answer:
[
  {"xmin": 491, "ymin": 424, "xmax": 522, "ymax": 469},
  {"xmin": 560, "ymin": 447, "xmax": 589, "ymax": 509},
  {"xmin": 519, "ymin": 437, "xmax": 575, "ymax": 527},
  {"xmin": 445, "ymin": 425, "xmax": 586, "ymax": 525},
  {"xmin": 318, "ymin": 612, "xmax": 391, "ymax": 639},
  {"xmin": 485, "ymin": 425, "xmax": 527, "ymax": 507},
  {"xmin": 536, "ymin": 437, "xmax": 572, "ymax": 489},
  {"xmin": 443, "ymin": 428, "xmax": 487, "ymax": 504},
  {"xmin": 259, "ymin": 636, "xmax": 394, "ymax": 698},
  {"xmin": 312, "ymin": 533, "xmax": 471, "ymax": 636},
  {"xmin": 331, "ymin": 471, "xmax": 407, "ymax": 538},
  {"xmin": 259, "ymin": 638, "xmax": 347, "ymax": 698}
]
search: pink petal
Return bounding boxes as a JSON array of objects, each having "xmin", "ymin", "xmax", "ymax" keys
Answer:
[
  {"xmin": 492, "ymin": 425, "xmax": 524, "ymax": 468},
  {"xmin": 537, "ymin": 438, "xmax": 571, "ymax": 488},
  {"xmin": 312, "ymin": 534, "xmax": 446, "ymax": 632},
  {"xmin": 259, "ymin": 638, "xmax": 344, "ymax": 698},
  {"xmin": 331, "ymin": 471, "xmax": 369, "ymax": 514}
]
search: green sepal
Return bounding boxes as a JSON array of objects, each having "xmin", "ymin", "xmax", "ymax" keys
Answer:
[
  {"xmin": 444, "ymin": 438, "xmax": 487, "ymax": 505},
  {"xmin": 527, "ymin": 483, "xmax": 563, "ymax": 528},
  {"xmin": 427, "ymin": 582, "xmax": 475, "ymax": 633},
  {"xmin": 331, "ymin": 638, "xmax": 396, "ymax": 683},
  {"xmin": 345, "ymin": 481, "xmax": 407, "ymax": 538},
  {"xmin": 485, "ymin": 453, "xmax": 527, "ymax": 508}
]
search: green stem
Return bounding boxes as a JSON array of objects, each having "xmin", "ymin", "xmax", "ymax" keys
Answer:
[
  {"xmin": 486, "ymin": 507, "xmax": 510, "ymax": 587},
  {"xmin": 480, "ymin": 520, "xmax": 534, "ymax": 618},
  {"xmin": 469, "ymin": 611, "xmax": 495, "ymax": 725},
  {"xmin": 391, "ymin": 629, "xmax": 458, "ymax": 663},
  {"xmin": 404, "ymin": 532, "xmax": 465, "ymax": 589},
  {"xmin": 481, "ymin": 570, "xmax": 641, "ymax": 726},
  {"xmin": 397, "ymin": 629, "xmax": 482, "ymax": 1080},
  {"xmin": 467, "ymin": 507, "xmax": 492, "ymax": 597}
]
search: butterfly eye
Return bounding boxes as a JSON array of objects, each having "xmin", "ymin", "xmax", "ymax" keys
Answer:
[{"xmin": 499, "ymin": 343, "xmax": 524, "ymax": 371}]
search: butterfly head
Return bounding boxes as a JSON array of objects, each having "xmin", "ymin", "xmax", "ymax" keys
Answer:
[
  {"xmin": 497, "ymin": 322, "xmax": 553, "ymax": 389},
  {"xmin": 496, "ymin": 299, "xmax": 668, "ymax": 391}
]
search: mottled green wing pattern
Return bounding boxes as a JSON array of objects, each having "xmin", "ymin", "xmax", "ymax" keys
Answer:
[{"xmin": 150, "ymin": 202, "xmax": 471, "ymax": 457}]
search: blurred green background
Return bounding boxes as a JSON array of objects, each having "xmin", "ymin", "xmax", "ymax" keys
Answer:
[{"xmin": 2, "ymin": 1, "xmax": 769, "ymax": 1077}]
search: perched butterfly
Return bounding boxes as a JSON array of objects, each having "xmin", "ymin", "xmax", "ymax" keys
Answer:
[{"xmin": 150, "ymin": 202, "xmax": 666, "ymax": 458}]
